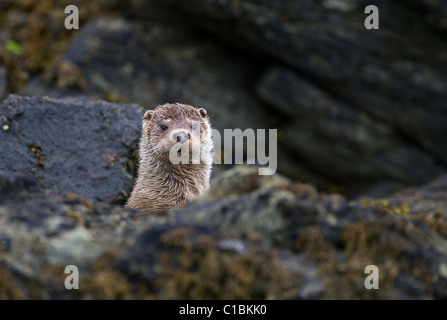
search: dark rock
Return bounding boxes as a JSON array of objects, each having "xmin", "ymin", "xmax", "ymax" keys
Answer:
[
  {"xmin": 257, "ymin": 66, "xmax": 444, "ymax": 195},
  {"xmin": 21, "ymin": 76, "xmax": 90, "ymax": 100},
  {"xmin": 0, "ymin": 95, "xmax": 143, "ymax": 203},
  {"xmin": 0, "ymin": 172, "xmax": 38, "ymax": 197}
]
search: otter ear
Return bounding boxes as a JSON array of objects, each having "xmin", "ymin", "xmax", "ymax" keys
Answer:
[
  {"xmin": 143, "ymin": 110, "xmax": 155, "ymax": 121},
  {"xmin": 199, "ymin": 108, "xmax": 207, "ymax": 118}
]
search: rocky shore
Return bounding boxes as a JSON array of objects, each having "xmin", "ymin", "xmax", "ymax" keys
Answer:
[{"xmin": 1, "ymin": 0, "xmax": 447, "ymax": 299}]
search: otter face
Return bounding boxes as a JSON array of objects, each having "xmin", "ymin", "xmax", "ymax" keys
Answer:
[{"xmin": 142, "ymin": 103, "xmax": 212, "ymax": 164}]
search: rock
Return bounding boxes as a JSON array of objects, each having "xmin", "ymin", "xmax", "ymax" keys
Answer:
[
  {"xmin": 21, "ymin": 76, "xmax": 91, "ymax": 100},
  {"xmin": 388, "ymin": 175, "xmax": 447, "ymax": 215},
  {"xmin": 0, "ymin": 95, "xmax": 143, "ymax": 204},
  {"xmin": 112, "ymin": 223, "xmax": 310, "ymax": 299},
  {"xmin": 0, "ymin": 171, "xmax": 141, "ymax": 299},
  {"xmin": 0, "ymin": 169, "xmax": 313, "ymax": 299},
  {"xmin": 1, "ymin": 164, "xmax": 447, "ymax": 299},
  {"xmin": 257, "ymin": 66, "xmax": 444, "ymax": 196},
  {"xmin": 179, "ymin": 166, "xmax": 447, "ymax": 299}
]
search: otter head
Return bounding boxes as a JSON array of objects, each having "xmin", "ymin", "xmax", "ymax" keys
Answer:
[{"xmin": 142, "ymin": 103, "xmax": 212, "ymax": 165}]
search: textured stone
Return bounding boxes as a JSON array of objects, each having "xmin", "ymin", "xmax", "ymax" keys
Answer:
[
  {"xmin": 1, "ymin": 165, "xmax": 447, "ymax": 299},
  {"xmin": 0, "ymin": 95, "xmax": 143, "ymax": 203},
  {"xmin": 257, "ymin": 66, "xmax": 444, "ymax": 196}
]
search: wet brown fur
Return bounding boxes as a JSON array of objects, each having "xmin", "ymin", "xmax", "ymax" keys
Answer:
[{"xmin": 126, "ymin": 103, "xmax": 213, "ymax": 214}]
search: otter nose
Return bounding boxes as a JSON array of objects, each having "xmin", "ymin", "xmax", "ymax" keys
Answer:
[{"xmin": 173, "ymin": 131, "xmax": 190, "ymax": 143}]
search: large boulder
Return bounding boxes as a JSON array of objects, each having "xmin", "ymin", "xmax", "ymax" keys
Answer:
[{"xmin": 0, "ymin": 95, "xmax": 143, "ymax": 204}]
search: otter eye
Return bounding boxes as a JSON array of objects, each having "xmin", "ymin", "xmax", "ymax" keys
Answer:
[{"xmin": 161, "ymin": 125, "xmax": 168, "ymax": 131}]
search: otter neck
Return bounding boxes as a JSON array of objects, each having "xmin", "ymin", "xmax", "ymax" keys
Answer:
[{"xmin": 140, "ymin": 155, "xmax": 210, "ymax": 203}]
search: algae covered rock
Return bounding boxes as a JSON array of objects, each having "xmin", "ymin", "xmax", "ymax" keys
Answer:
[
  {"xmin": 177, "ymin": 166, "xmax": 447, "ymax": 299},
  {"xmin": 2, "ymin": 161, "xmax": 447, "ymax": 299},
  {"xmin": 0, "ymin": 169, "xmax": 314, "ymax": 299}
]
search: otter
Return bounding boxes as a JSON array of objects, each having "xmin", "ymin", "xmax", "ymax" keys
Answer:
[{"xmin": 126, "ymin": 103, "xmax": 213, "ymax": 214}]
